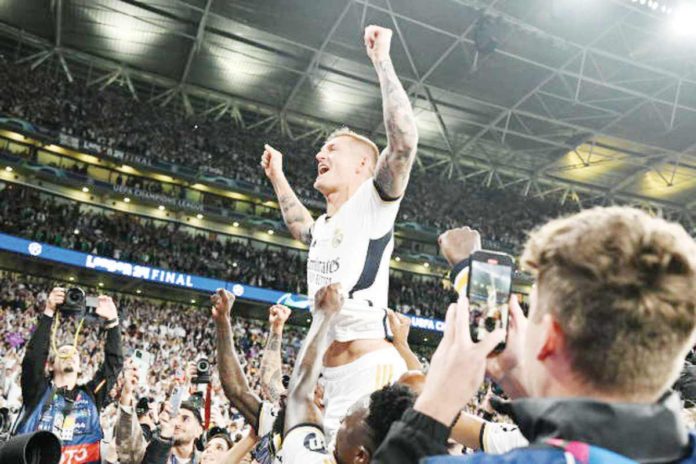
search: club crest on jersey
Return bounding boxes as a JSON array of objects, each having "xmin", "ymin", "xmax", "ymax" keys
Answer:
[{"xmin": 332, "ymin": 228, "xmax": 344, "ymax": 248}]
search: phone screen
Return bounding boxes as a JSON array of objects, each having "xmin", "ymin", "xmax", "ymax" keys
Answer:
[{"xmin": 468, "ymin": 253, "xmax": 513, "ymax": 351}]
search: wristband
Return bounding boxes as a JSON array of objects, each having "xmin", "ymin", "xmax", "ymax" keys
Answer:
[
  {"xmin": 450, "ymin": 258, "xmax": 470, "ymax": 295},
  {"xmin": 104, "ymin": 318, "xmax": 119, "ymax": 329}
]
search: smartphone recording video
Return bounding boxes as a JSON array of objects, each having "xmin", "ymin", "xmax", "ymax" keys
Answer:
[{"xmin": 467, "ymin": 250, "xmax": 514, "ymax": 353}]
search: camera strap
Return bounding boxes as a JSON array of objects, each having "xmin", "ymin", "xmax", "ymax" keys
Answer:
[{"xmin": 41, "ymin": 386, "xmax": 79, "ymax": 437}]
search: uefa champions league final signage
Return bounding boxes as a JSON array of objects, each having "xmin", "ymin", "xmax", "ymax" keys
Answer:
[{"xmin": 0, "ymin": 232, "xmax": 445, "ymax": 333}]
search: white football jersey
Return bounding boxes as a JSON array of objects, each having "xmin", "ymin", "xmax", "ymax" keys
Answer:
[{"xmin": 307, "ymin": 178, "xmax": 401, "ymax": 341}]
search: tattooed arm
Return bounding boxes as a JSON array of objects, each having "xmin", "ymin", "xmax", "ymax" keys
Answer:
[
  {"xmin": 260, "ymin": 305, "xmax": 292, "ymax": 403},
  {"xmin": 211, "ymin": 289, "xmax": 262, "ymax": 430},
  {"xmin": 365, "ymin": 26, "xmax": 419, "ymax": 199},
  {"xmin": 261, "ymin": 144, "xmax": 314, "ymax": 244}
]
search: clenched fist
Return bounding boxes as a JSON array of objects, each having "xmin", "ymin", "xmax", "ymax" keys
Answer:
[
  {"xmin": 364, "ymin": 25, "xmax": 393, "ymax": 64},
  {"xmin": 269, "ymin": 305, "xmax": 292, "ymax": 334},
  {"xmin": 211, "ymin": 288, "xmax": 236, "ymax": 323},
  {"xmin": 314, "ymin": 283, "xmax": 344, "ymax": 317},
  {"xmin": 438, "ymin": 226, "xmax": 481, "ymax": 266},
  {"xmin": 261, "ymin": 144, "xmax": 284, "ymax": 182}
]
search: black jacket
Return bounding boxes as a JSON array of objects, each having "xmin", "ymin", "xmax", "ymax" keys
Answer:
[
  {"xmin": 17, "ymin": 313, "xmax": 124, "ymax": 431},
  {"xmin": 140, "ymin": 435, "xmax": 174, "ymax": 464},
  {"xmin": 373, "ymin": 394, "xmax": 692, "ymax": 464}
]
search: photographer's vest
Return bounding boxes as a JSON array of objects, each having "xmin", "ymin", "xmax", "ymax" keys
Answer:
[{"xmin": 17, "ymin": 386, "xmax": 102, "ymax": 464}]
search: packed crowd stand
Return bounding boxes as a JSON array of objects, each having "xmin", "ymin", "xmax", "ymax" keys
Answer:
[
  {"xmin": 0, "ymin": 183, "xmax": 455, "ymax": 319},
  {"xmin": 0, "ymin": 270, "xmax": 445, "ymax": 463},
  {"xmin": 0, "ymin": 60, "xmax": 580, "ymax": 253}
]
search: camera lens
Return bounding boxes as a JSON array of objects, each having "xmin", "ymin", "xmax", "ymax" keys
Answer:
[
  {"xmin": 197, "ymin": 359, "xmax": 210, "ymax": 373},
  {"xmin": 66, "ymin": 288, "xmax": 85, "ymax": 303}
]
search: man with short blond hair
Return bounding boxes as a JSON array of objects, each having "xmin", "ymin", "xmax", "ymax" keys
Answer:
[
  {"xmin": 375, "ymin": 207, "xmax": 696, "ymax": 463},
  {"xmin": 260, "ymin": 24, "xmax": 418, "ymax": 442}
]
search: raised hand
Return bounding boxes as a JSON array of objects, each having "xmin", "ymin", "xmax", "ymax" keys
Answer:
[
  {"xmin": 120, "ymin": 362, "xmax": 139, "ymax": 406},
  {"xmin": 387, "ymin": 309, "xmax": 411, "ymax": 347},
  {"xmin": 95, "ymin": 295, "xmax": 119, "ymax": 321},
  {"xmin": 211, "ymin": 288, "xmax": 236, "ymax": 323},
  {"xmin": 364, "ymin": 25, "xmax": 393, "ymax": 64},
  {"xmin": 415, "ymin": 295, "xmax": 504, "ymax": 426},
  {"xmin": 269, "ymin": 304, "xmax": 292, "ymax": 333},
  {"xmin": 261, "ymin": 144, "xmax": 284, "ymax": 181},
  {"xmin": 314, "ymin": 283, "xmax": 344, "ymax": 317},
  {"xmin": 45, "ymin": 287, "xmax": 66, "ymax": 317},
  {"xmin": 158, "ymin": 402, "xmax": 175, "ymax": 440},
  {"xmin": 438, "ymin": 226, "xmax": 482, "ymax": 266},
  {"xmin": 485, "ymin": 295, "xmax": 529, "ymax": 399}
]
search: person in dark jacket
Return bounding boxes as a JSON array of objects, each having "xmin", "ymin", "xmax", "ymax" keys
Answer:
[
  {"xmin": 16, "ymin": 286, "xmax": 124, "ymax": 464},
  {"xmin": 375, "ymin": 207, "xmax": 696, "ymax": 464}
]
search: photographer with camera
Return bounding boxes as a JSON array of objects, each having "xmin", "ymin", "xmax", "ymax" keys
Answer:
[
  {"xmin": 15, "ymin": 286, "xmax": 124, "ymax": 464},
  {"xmin": 116, "ymin": 359, "xmax": 204, "ymax": 464}
]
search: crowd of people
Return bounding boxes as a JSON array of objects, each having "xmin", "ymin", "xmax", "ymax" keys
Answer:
[
  {"xmin": 0, "ymin": 270, "xmax": 447, "ymax": 463},
  {"xmin": 0, "ymin": 183, "xmax": 455, "ymax": 318},
  {"xmin": 0, "ymin": 60, "xmax": 580, "ymax": 252}
]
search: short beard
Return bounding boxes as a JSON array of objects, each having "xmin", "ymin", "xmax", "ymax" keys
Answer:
[
  {"xmin": 63, "ymin": 366, "xmax": 75, "ymax": 374},
  {"xmin": 173, "ymin": 437, "xmax": 189, "ymax": 447}
]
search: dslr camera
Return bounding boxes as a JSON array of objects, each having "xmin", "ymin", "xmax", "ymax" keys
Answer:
[
  {"xmin": 57, "ymin": 287, "xmax": 99, "ymax": 319},
  {"xmin": 192, "ymin": 355, "xmax": 211, "ymax": 385}
]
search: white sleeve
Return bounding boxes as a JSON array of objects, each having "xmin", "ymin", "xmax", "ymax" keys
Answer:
[
  {"xmin": 348, "ymin": 179, "xmax": 402, "ymax": 238},
  {"xmin": 481, "ymin": 422, "xmax": 529, "ymax": 454}
]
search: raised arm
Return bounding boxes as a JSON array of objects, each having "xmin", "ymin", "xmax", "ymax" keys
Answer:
[
  {"xmin": 21, "ymin": 287, "xmax": 63, "ymax": 411},
  {"xmin": 284, "ymin": 284, "xmax": 343, "ymax": 433},
  {"xmin": 366, "ymin": 26, "xmax": 419, "ymax": 200},
  {"xmin": 261, "ymin": 144, "xmax": 314, "ymax": 244},
  {"xmin": 260, "ymin": 305, "xmax": 291, "ymax": 403},
  {"xmin": 211, "ymin": 288, "xmax": 262, "ymax": 430},
  {"xmin": 88, "ymin": 295, "xmax": 124, "ymax": 409},
  {"xmin": 387, "ymin": 310, "xmax": 423, "ymax": 371}
]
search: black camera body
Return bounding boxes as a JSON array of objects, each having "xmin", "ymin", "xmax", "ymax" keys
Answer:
[
  {"xmin": 57, "ymin": 287, "xmax": 99, "ymax": 319},
  {"xmin": 192, "ymin": 357, "xmax": 211, "ymax": 385}
]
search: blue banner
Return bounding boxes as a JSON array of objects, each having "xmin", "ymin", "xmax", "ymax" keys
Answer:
[{"xmin": 0, "ymin": 232, "xmax": 443, "ymax": 332}]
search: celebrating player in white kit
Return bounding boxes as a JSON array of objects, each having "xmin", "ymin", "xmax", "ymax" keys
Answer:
[{"xmin": 261, "ymin": 25, "xmax": 418, "ymax": 441}]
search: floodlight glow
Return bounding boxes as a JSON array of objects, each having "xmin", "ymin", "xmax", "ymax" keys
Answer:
[
  {"xmin": 207, "ymin": 42, "xmax": 270, "ymax": 88},
  {"xmin": 672, "ymin": 3, "xmax": 696, "ymax": 36},
  {"xmin": 84, "ymin": 3, "xmax": 165, "ymax": 56}
]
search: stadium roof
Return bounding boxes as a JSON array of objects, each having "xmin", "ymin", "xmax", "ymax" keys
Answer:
[{"xmin": 2, "ymin": 0, "xmax": 696, "ymax": 222}]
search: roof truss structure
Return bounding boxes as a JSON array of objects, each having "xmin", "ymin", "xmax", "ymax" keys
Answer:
[{"xmin": 1, "ymin": 0, "xmax": 696, "ymax": 227}]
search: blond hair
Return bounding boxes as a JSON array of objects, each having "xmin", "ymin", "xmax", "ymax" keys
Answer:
[
  {"xmin": 521, "ymin": 206, "xmax": 696, "ymax": 398},
  {"xmin": 326, "ymin": 127, "xmax": 380, "ymax": 166}
]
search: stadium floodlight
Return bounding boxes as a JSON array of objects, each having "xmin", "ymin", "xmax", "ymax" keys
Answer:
[
  {"xmin": 4, "ymin": 166, "xmax": 11, "ymax": 172},
  {"xmin": 73, "ymin": 229, "xmax": 80, "ymax": 235},
  {"xmin": 232, "ymin": 221, "xmax": 239, "ymax": 227},
  {"xmin": 124, "ymin": 197, "xmax": 131, "ymax": 203},
  {"xmin": 136, "ymin": 289, "xmax": 142, "ymax": 294},
  {"xmin": 672, "ymin": 2, "xmax": 696, "ymax": 36},
  {"xmin": 267, "ymin": 229, "xmax": 274, "ymax": 235},
  {"xmin": 158, "ymin": 205, "xmax": 165, "ymax": 211},
  {"xmin": 395, "ymin": 256, "xmax": 401, "ymax": 262},
  {"xmin": 423, "ymin": 262, "xmax": 430, "ymax": 268},
  {"xmin": 82, "ymin": 186, "xmax": 89, "ymax": 193},
  {"xmin": 191, "ymin": 299, "xmax": 196, "ymax": 304},
  {"xmin": 196, "ymin": 213, "xmax": 204, "ymax": 219},
  {"xmin": 84, "ymin": 3, "xmax": 164, "ymax": 56}
]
